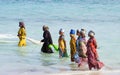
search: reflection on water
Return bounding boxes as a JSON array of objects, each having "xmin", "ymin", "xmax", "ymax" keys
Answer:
[{"xmin": 17, "ymin": 47, "xmax": 27, "ymax": 56}]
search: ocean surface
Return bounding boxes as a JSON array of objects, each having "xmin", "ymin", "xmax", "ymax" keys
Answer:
[{"xmin": 0, "ymin": 0, "xmax": 120, "ymax": 75}]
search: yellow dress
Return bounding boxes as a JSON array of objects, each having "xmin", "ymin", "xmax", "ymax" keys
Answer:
[
  {"xmin": 18, "ymin": 28, "xmax": 26, "ymax": 47},
  {"xmin": 58, "ymin": 36, "xmax": 66, "ymax": 53},
  {"xmin": 70, "ymin": 35, "xmax": 76, "ymax": 62},
  {"xmin": 58, "ymin": 35, "xmax": 68, "ymax": 57}
]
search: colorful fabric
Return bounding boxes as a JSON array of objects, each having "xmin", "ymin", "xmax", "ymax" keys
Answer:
[
  {"xmin": 18, "ymin": 28, "xmax": 26, "ymax": 46},
  {"xmin": 58, "ymin": 35, "xmax": 68, "ymax": 57},
  {"xmin": 59, "ymin": 48, "xmax": 68, "ymax": 57},
  {"xmin": 48, "ymin": 44, "xmax": 59, "ymax": 51},
  {"xmin": 76, "ymin": 36, "xmax": 87, "ymax": 58},
  {"xmin": 74, "ymin": 52, "xmax": 80, "ymax": 63},
  {"xmin": 58, "ymin": 35, "xmax": 66, "ymax": 51},
  {"xmin": 87, "ymin": 37, "xmax": 104, "ymax": 70},
  {"xmin": 74, "ymin": 52, "xmax": 88, "ymax": 66},
  {"xmin": 70, "ymin": 35, "xmax": 76, "ymax": 62}
]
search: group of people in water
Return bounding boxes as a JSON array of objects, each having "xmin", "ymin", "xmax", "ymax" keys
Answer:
[{"xmin": 17, "ymin": 22, "xmax": 104, "ymax": 70}]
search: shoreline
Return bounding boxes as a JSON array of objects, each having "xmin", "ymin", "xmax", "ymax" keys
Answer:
[
  {"xmin": 5, "ymin": 69, "xmax": 120, "ymax": 75},
  {"xmin": 49, "ymin": 70, "xmax": 120, "ymax": 75}
]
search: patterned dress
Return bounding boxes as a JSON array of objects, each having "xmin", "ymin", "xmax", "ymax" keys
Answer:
[
  {"xmin": 76, "ymin": 36, "xmax": 87, "ymax": 58},
  {"xmin": 87, "ymin": 37, "xmax": 104, "ymax": 70},
  {"xmin": 75, "ymin": 36, "xmax": 87, "ymax": 66}
]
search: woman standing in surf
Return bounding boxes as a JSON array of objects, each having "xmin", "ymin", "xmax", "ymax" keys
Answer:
[
  {"xmin": 41, "ymin": 25, "xmax": 54, "ymax": 53},
  {"xmin": 86, "ymin": 30, "xmax": 104, "ymax": 70},
  {"xmin": 17, "ymin": 22, "xmax": 26, "ymax": 47},
  {"xmin": 58, "ymin": 29, "xmax": 68, "ymax": 58},
  {"xmin": 75, "ymin": 29, "xmax": 87, "ymax": 67},
  {"xmin": 70, "ymin": 29, "xmax": 76, "ymax": 62}
]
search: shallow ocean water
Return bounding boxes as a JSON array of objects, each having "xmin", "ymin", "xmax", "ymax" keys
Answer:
[{"xmin": 0, "ymin": 0, "xmax": 120, "ymax": 75}]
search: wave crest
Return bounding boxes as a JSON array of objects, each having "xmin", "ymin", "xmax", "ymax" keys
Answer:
[{"xmin": 0, "ymin": 34, "xmax": 17, "ymax": 39}]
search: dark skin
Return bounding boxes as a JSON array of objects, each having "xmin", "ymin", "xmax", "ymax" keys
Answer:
[
  {"xmin": 76, "ymin": 31, "xmax": 80, "ymax": 37},
  {"xmin": 80, "ymin": 32, "xmax": 85, "ymax": 38}
]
